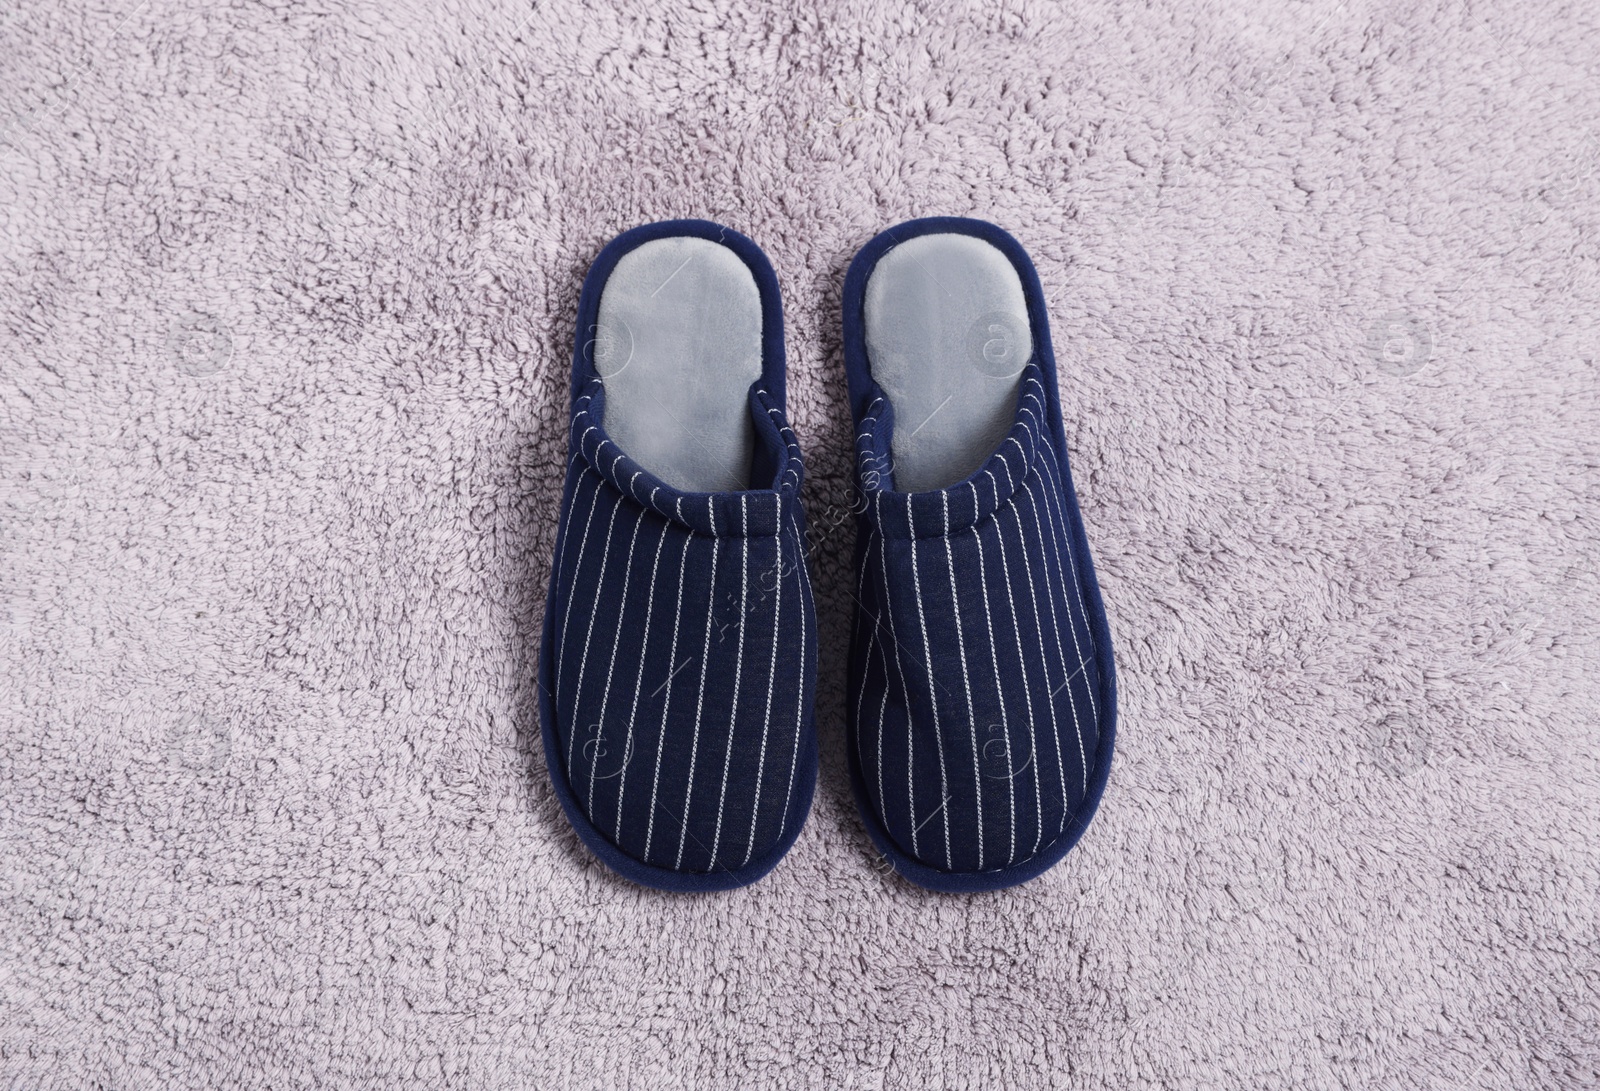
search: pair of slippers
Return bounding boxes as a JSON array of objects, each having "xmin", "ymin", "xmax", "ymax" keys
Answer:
[{"xmin": 538, "ymin": 217, "xmax": 1116, "ymax": 893}]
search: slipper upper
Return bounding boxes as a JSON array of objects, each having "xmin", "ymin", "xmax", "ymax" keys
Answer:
[
  {"xmin": 842, "ymin": 217, "xmax": 1117, "ymax": 890},
  {"xmin": 546, "ymin": 378, "xmax": 815, "ymax": 882},
  {"xmin": 539, "ymin": 221, "xmax": 817, "ymax": 892},
  {"xmin": 849, "ymin": 367, "xmax": 1110, "ymax": 877}
]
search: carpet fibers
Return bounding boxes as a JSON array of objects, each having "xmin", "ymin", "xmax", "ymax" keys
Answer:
[{"xmin": 1, "ymin": 1, "xmax": 1596, "ymax": 1088}]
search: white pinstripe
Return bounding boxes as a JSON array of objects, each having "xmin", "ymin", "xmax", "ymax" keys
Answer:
[
  {"xmin": 642, "ymin": 500, "xmax": 692, "ymax": 864},
  {"xmin": 566, "ymin": 479, "xmax": 624, "ymax": 772},
  {"xmin": 1002, "ymin": 460, "xmax": 1066, "ymax": 851},
  {"xmin": 554, "ymin": 475, "xmax": 602, "ymax": 697},
  {"xmin": 764, "ymin": 403, "xmax": 812, "ymax": 851},
  {"xmin": 741, "ymin": 497, "xmax": 783, "ymax": 868},
  {"xmin": 708, "ymin": 496, "xmax": 750, "ymax": 870},
  {"xmin": 614, "ymin": 489, "xmax": 669, "ymax": 835},
  {"xmin": 675, "ymin": 497, "xmax": 720, "ymax": 871},
  {"xmin": 1018, "ymin": 474, "xmax": 1076, "ymax": 829},
  {"xmin": 990, "ymin": 463, "xmax": 1045, "ymax": 856},
  {"xmin": 765, "ymin": 402, "xmax": 802, "ymax": 489},
  {"xmin": 871, "ymin": 492, "xmax": 923, "ymax": 856},
  {"xmin": 1036, "ymin": 441, "xmax": 1102, "ymax": 721},
  {"xmin": 776, "ymin": 500, "xmax": 811, "ymax": 842},
  {"xmin": 906, "ymin": 500, "xmax": 952, "ymax": 869},
  {"xmin": 942, "ymin": 490, "xmax": 983, "ymax": 871},
  {"xmin": 857, "ymin": 400, "xmax": 896, "ymax": 831},
  {"xmin": 768, "ymin": 394, "xmax": 809, "ymax": 854},
  {"xmin": 852, "ymin": 536, "xmax": 880, "ymax": 798},
  {"xmin": 874, "ymin": 659, "xmax": 891, "ymax": 824},
  {"xmin": 1018, "ymin": 382, "xmax": 1098, "ymax": 794},
  {"xmin": 969, "ymin": 479, "xmax": 1017, "ymax": 867},
  {"xmin": 587, "ymin": 474, "xmax": 648, "ymax": 814}
]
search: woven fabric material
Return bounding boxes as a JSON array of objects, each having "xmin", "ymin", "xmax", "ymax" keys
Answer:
[
  {"xmin": 538, "ymin": 220, "xmax": 817, "ymax": 891},
  {"xmin": 842, "ymin": 218, "xmax": 1117, "ymax": 891},
  {"xmin": 850, "ymin": 370, "xmax": 1107, "ymax": 875},
  {"xmin": 547, "ymin": 378, "xmax": 815, "ymax": 877}
]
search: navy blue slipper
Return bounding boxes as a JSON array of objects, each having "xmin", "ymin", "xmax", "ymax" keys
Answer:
[
  {"xmin": 840, "ymin": 217, "xmax": 1117, "ymax": 893},
  {"xmin": 539, "ymin": 220, "xmax": 817, "ymax": 892}
]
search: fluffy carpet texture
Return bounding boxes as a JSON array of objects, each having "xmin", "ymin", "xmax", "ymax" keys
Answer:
[{"xmin": 1, "ymin": 1, "xmax": 1596, "ymax": 1087}]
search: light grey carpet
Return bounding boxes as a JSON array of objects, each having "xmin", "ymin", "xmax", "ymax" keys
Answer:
[{"xmin": 1, "ymin": 2, "xmax": 1596, "ymax": 1088}]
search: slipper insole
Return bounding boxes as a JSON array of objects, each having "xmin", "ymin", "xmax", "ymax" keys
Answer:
[
  {"xmin": 594, "ymin": 237, "xmax": 763, "ymax": 494},
  {"xmin": 863, "ymin": 233, "xmax": 1034, "ymax": 493}
]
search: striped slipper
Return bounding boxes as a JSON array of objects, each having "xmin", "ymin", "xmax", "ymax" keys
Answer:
[
  {"xmin": 841, "ymin": 217, "xmax": 1117, "ymax": 893},
  {"xmin": 539, "ymin": 221, "xmax": 817, "ymax": 892}
]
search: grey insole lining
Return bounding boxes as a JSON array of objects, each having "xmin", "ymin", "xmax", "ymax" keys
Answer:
[
  {"xmin": 594, "ymin": 237, "xmax": 763, "ymax": 494},
  {"xmin": 863, "ymin": 233, "xmax": 1033, "ymax": 494}
]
